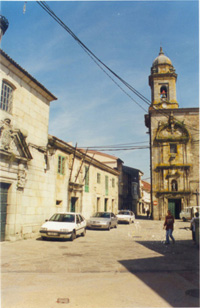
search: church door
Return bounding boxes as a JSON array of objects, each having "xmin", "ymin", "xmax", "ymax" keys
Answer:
[{"xmin": 168, "ymin": 199, "xmax": 181, "ymax": 219}]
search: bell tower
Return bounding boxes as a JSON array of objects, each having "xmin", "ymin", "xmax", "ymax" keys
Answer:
[{"xmin": 149, "ymin": 47, "xmax": 178, "ymax": 110}]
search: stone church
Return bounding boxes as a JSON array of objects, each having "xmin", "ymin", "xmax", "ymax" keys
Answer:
[{"xmin": 145, "ymin": 48, "xmax": 199, "ymax": 220}]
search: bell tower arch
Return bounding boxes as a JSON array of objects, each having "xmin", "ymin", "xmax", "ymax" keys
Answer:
[{"xmin": 149, "ymin": 47, "xmax": 179, "ymax": 110}]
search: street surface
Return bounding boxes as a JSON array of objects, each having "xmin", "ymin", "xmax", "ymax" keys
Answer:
[{"xmin": 1, "ymin": 219, "xmax": 199, "ymax": 308}]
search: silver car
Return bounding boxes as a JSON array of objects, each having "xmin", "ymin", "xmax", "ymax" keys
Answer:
[
  {"xmin": 116, "ymin": 210, "xmax": 135, "ymax": 224},
  {"xmin": 87, "ymin": 212, "xmax": 118, "ymax": 230}
]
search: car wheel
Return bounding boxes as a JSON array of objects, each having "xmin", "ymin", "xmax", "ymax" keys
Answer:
[
  {"xmin": 70, "ymin": 230, "xmax": 76, "ymax": 241},
  {"xmin": 41, "ymin": 236, "xmax": 46, "ymax": 240},
  {"xmin": 107, "ymin": 224, "xmax": 111, "ymax": 231},
  {"xmin": 115, "ymin": 223, "xmax": 117, "ymax": 228},
  {"xmin": 182, "ymin": 217, "xmax": 186, "ymax": 222},
  {"xmin": 81, "ymin": 228, "xmax": 86, "ymax": 237}
]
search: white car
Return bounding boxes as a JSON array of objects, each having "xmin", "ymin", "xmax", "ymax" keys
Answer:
[
  {"xmin": 40, "ymin": 212, "xmax": 86, "ymax": 241},
  {"xmin": 87, "ymin": 212, "xmax": 118, "ymax": 230},
  {"xmin": 179, "ymin": 206, "xmax": 200, "ymax": 221},
  {"xmin": 116, "ymin": 210, "xmax": 135, "ymax": 224}
]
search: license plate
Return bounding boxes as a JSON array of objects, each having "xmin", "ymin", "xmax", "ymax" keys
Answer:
[{"xmin": 48, "ymin": 232, "xmax": 59, "ymax": 236}]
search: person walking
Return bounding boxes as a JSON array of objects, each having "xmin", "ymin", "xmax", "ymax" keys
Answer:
[
  {"xmin": 163, "ymin": 210, "xmax": 175, "ymax": 244},
  {"xmin": 190, "ymin": 212, "xmax": 199, "ymax": 244}
]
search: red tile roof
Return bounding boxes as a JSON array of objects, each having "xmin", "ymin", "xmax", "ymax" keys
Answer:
[{"xmin": 142, "ymin": 180, "xmax": 151, "ymax": 192}]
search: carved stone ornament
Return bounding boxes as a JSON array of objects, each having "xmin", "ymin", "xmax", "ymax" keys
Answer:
[
  {"xmin": 17, "ymin": 170, "xmax": 26, "ymax": 189},
  {"xmin": 155, "ymin": 113, "xmax": 190, "ymax": 143},
  {"xmin": 0, "ymin": 118, "xmax": 32, "ymax": 160},
  {"xmin": 17, "ymin": 164, "xmax": 27, "ymax": 189},
  {"xmin": 0, "ymin": 118, "xmax": 13, "ymax": 151}
]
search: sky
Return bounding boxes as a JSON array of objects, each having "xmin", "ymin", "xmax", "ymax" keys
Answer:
[{"xmin": 1, "ymin": 0, "xmax": 199, "ymax": 179}]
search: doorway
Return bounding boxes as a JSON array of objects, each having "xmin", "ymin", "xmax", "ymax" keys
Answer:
[
  {"xmin": 97, "ymin": 197, "xmax": 100, "ymax": 212},
  {"xmin": 0, "ymin": 183, "xmax": 10, "ymax": 241},
  {"xmin": 168, "ymin": 199, "xmax": 181, "ymax": 219},
  {"xmin": 70, "ymin": 197, "xmax": 78, "ymax": 212},
  {"xmin": 104, "ymin": 198, "xmax": 108, "ymax": 212}
]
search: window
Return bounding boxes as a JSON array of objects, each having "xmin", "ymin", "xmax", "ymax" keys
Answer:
[
  {"xmin": 170, "ymin": 144, "xmax": 177, "ymax": 154},
  {"xmin": 160, "ymin": 85, "xmax": 168, "ymax": 99},
  {"xmin": 112, "ymin": 178, "xmax": 115, "ymax": 188},
  {"xmin": 78, "ymin": 215, "xmax": 84, "ymax": 223},
  {"xmin": 57, "ymin": 155, "xmax": 65, "ymax": 174},
  {"xmin": 105, "ymin": 176, "xmax": 109, "ymax": 196},
  {"xmin": 56, "ymin": 200, "xmax": 62, "ymax": 206},
  {"xmin": 0, "ymin": 81, "xmax": 13, "ymax": 112},
  {"xmin": 85, "ymin": 166, "xmax": 89, "ymax": 192},
  {"xmin": 97, "ymin": 173, "xmax": 101, "ymax": 184}
]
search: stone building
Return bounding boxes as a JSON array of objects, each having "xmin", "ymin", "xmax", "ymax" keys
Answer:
[
  {"xmin": 78, "ymin": 150, "xmax": 124, "ymax": 210},
  {"xmin": 48, "ymin": 137, "xmax": 119, "ymax": 219},
  {"xmin": 120, "ymin": 166, "xmax": 143, "ymax": 215},
  {"xmin": 79, "ymin": 150, "xmax": 143, "ymax": 215},
  {"xmin": 145, "ymin": 48, "xmax": 199, "ymax": 220},
  {"xmin": 0, "ymin": 48, "xmax": 57, "ymax": 241},
  {"xmin": 0, "ymin": 21, "xmax": 119, "ymax": 240}
]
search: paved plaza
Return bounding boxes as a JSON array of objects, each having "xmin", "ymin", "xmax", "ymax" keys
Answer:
[{"xmin": 1, "ymin": 219, "xmax": 199, "ymax": 308}]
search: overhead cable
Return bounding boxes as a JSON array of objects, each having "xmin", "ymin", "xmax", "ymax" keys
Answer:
[{"xmin": 37, "ymin": 1, "xmax": 199, "ymax": 133}]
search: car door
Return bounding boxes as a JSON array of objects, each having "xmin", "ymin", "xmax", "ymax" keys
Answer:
[
  {"xmin": 79, "ymin": 214, "xmax": 86, "ymax": 232},
  {"xmin": 77, "ymin": 214, "xmax": 85, "ymax": 234}
]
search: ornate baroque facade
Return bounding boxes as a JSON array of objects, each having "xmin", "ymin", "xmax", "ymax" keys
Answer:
[{"xmin": 145, "ymin": 48, "xmax": 199, "ymax": 220}]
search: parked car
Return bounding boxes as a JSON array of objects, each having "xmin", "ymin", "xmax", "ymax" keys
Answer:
[
  {"xmin": 180, "ymin": 206, "xmax": 200, "ymax": 221},
  {"xmin": 116, "ymin": 210, "xmax": 135, "ymax": 224},
  {"xmin": 87, "ymin": 212, "xmax": 118, "ymax": 230},
  {"xmin": 40, "ymin": 212, "xmax": 86, "ymax": 241}
]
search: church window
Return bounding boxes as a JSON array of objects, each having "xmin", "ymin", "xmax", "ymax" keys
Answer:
[
  {"xmin": 170, "ymin": 143, "xmax": 177, "ymax": 154},
  {"xmin": 171, "ymin": 180, "xmax": 178, "ymax": 192},
  {"xmin": 0, "ymin": 81, "xmax": 14, "ymax": 112},
  {"xmin": 160, "ymin": 85, "xmax": 168, "ymax": 99}
]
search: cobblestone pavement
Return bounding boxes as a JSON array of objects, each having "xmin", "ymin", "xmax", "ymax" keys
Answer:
[{"xmin": 1, "ymin": 219, "xmax": 199, "ymax": 308}]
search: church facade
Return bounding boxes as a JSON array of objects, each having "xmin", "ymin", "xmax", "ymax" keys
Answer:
[{"xmin": 145, "ymin": 48, "xmax": 199, "ymax": 220}]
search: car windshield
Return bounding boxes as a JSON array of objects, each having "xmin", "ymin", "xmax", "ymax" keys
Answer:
[
  {"xmin": 118, "ymin": 211, "xmax": 130, "ymax": 215},
  {"xmin": 49, "ymin": 214, "xmax": 75, "ymax": 223},
  {"xmin": 92, "ymin": 212, "xmax": 111, "ymax": 218}
]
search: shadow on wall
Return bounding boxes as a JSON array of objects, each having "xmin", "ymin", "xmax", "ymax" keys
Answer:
[{"xmin": 119, "ymin": 240, "xmax": 199, "ymax": 307}]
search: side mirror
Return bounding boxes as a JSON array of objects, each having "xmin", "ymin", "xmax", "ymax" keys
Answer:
[{"xmin": 45, "ymin": 219, "xmax": 48, "ymax": 222}]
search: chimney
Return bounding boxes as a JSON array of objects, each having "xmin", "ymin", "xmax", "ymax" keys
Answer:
[{"xmin": 0, "ymin": 15, "xmax": 9, "ymax": 43}]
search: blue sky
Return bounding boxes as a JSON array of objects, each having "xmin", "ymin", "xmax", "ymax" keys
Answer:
[{"xmin": 1, "ymin": 1, "xmax": 199, "ymax": 179}]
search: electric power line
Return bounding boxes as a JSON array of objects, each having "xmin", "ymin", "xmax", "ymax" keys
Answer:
[{"xmin": 37, "ymin": 1, "xmax": 199, "ymax": 134}]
